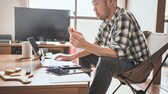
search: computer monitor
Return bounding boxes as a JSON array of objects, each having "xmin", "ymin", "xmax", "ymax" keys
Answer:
[{"xmin": 15, "ymin": 7, "xmax": 70, "ymax": 42}]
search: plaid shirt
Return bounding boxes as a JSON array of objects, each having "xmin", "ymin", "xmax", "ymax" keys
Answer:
[{"xmin": 95, "ymin": 7, "xmax": 150, "ymax": 65}]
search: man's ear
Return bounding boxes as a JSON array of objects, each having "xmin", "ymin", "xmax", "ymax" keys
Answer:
[{"xmin": 108, "ymin": 0, "xmax": 115, "ymax": 6}]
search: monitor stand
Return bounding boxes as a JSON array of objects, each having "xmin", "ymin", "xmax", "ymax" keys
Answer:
[
  {"xmin": 59, "ymin": 41, "xmax": 66, "ymax": 44},
  {"xmin": 37, "ymin": 41, "xmax": 66, "ymax": 44}
]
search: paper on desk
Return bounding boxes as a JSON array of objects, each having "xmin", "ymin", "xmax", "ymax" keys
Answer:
[
  {"xmin": 49, "ymin": 73, "xmax": 91, "ymax": 83},
  {"xmin": 45, "ymin": 54, "xmax": 59, "ymax": 59},
  {"xmin": 42, "ymin": 59, "xmax": 75, "ymax": 67},
  {"xmin": 45, "ymin": 53, "xmax": 64, "ymax": 59}
]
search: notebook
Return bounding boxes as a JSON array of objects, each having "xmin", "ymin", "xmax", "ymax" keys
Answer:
[{"xmin": 27, "ymin": 37, "xmax": 81, "ymax": 68}]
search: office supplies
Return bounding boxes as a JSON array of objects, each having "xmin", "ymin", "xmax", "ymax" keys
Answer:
[
  {"xmin": 27, "ymin": 37, "xmax": 77, "ymax": 68},
  {"xmin": 46, "ymin": 67, "xmax": 92, "ymax": 76},
  {"xmin": 22, "ymin": 41, "xmax": 32, "ymax": 59},
  {"xmin": 0, "ymin": 69, "xmax": 33, "ymax": 84},
  {"xmin": 61, "ymin": 65, "xmax": 82, "ymax": 69},
  {"xmin": 26, "ymin": 70, "xmax": 31, "ymax": 75},
  {"xmin": 5, "ymin": 67, "xmax": 21, "ymax": 75},
  {"xmin": 46, "ymin": 67, "xmax": 68, "ymax": 75},
  {"xmin": 49, "ymin": 73, "xmax": 91, "ymax": 83}
]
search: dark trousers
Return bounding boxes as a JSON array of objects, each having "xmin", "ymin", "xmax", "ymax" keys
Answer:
[{"xmin": 79, "ymin": 54, "xmax": 135, "ymax": 94}]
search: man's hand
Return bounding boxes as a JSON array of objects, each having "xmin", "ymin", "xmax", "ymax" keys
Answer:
[
  {"xmin": 68, "ymin": 27, "xmax": 75, "ymax": 34},
  {"xmin": 68, "ymin": 27, "xmax": 88, "ymax": 48},
  {"xmin": 55, "ymin": 53, "xmax": 76, "ymax": 61}
]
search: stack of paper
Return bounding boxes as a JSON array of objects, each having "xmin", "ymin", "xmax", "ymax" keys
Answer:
[{"xmin": 49, "ymin": 73, "xmax": 91, "ymax": 83}]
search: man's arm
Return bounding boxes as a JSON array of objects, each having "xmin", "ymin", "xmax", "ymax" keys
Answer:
[
  {"xmin": 82, "ymin": 42, "xmax": 118, "ymax": 58},
  {"xmin": 72, "ymin": 40, "xmax": 117, "ymax": 58},
  {"xmin": 69, "ymin": 27, "xmax": 117, "ymax": 58}
]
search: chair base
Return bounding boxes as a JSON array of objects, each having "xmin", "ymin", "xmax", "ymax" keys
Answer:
[
  {"xmin": 136, "ymin": 90, "xmax": 146, "ymax": 94},
  {"xmin": 112, "ymin": 83, "xmax": 146, "ymax": 94}
]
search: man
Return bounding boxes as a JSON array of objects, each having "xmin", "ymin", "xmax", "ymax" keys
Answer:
[{"xmin": 56, "ymin": 0, "xmax": 150, "ymax": 94}]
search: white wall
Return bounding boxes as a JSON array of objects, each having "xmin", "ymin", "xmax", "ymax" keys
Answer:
[
  {"xmin": 127, "ymin": 0, "xmax": 158, "ymax": 32},
  {"xmin": 117, "ymin": 0, "xmax": 126, "ymax": 8},
  {"xmin": 0, "ymin": 0, "xmax": 28, "ymax": 41}
]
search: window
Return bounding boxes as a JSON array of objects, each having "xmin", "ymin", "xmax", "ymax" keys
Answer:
[
  {"xmin": 29, "ymin": 0, "xmax": 100, "ymax": 42},
  {"xmin": 77, "ymin": 0, "xmax": 95, "ymax": 17},
  {"xmin": 29, "ymin": 0, "xmax": 126, "ymax": 17},
  {"xmin": 164, "ymin": 1, "xmax": 168, "ymax": 33},
  {"xmin": 165, "ymin": 1, "xmax": 168, "ymax": 16},
  {"xmin": 29, "ymin": 0, "xmax": 75, "ymax": 16},
  {"xmin": 29, "ymin": 0, "xmax": 96, "ymax": 17}
]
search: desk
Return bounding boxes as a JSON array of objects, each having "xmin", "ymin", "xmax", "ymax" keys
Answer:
[
  {"xmin": 0, "ymin": 55, "xmax": 89, "ymax": 94},
  {"xmin": 0, "ymin": 42, "xmax": 70, "ymax": 54}
]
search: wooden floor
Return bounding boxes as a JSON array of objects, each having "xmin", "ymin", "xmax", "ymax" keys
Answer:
[{"xmin": 91, "ymin": 66, "xmax": 168, "ymax": 94}]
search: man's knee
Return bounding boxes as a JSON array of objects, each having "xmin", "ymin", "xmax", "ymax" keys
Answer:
[
  {"xmin": 79, "ymin": 56, "xmax": 89, "ymax": 64},
  {"xmin": 97, "ymin": 56, "xmax": 119, "ymax": 74},
  {"xmin": 79, "ymin": 56, "xmax": 87, "ymax": 64},
  {"xmin": 79, "ymin": 54, "xmax": 99, "ymax": 68},
  {"xmin": 79, "ymin": 56, "xmax": 92, "ymax": 69},
  {"xmin": 99, "ymin": 56, "xmax": 116, "ymax": 66}
]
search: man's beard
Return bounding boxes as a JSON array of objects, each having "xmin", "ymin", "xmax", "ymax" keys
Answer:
[
  {"xmin": 97, "ymin": 9, "xmax": 110, "ymax": 20},
  {"xmin": 96, "ymin": 5, "xmax": 111, "ymax": 20}
]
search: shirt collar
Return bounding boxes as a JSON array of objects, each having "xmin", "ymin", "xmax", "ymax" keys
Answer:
[{"xmin": 103, "ymin": 7, "xmax": 121, "ymax": 26}]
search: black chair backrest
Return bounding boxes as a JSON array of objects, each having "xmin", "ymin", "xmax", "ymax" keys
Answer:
[{"xmin": 115, "ymin": 43, "xmax": 168, "ymax": 84}]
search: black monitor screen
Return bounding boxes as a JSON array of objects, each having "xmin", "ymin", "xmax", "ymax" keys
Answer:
[{"xmin": 15, "ymin": 7, "xmax": 70, "ymax": 41}]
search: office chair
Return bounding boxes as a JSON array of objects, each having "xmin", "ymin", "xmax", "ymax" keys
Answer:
[{"xmin": 112, "ymin": 32, "xmax": 168, "ymax": 94}]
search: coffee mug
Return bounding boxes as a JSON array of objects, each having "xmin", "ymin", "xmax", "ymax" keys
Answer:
[{"xmin": 22, "ymin": 41, "xmax": 32, "ymax": 59}]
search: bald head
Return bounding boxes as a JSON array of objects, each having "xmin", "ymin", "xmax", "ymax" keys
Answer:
[{"xmin": 92, "ymin": 0, "xmax": 117, "ymax": 3}]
